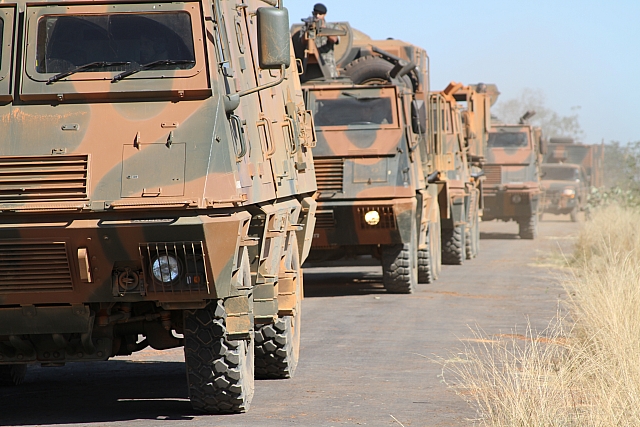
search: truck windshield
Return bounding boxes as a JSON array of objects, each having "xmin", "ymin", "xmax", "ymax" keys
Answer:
[
  {"xmin": 488, "ymin": 132, "xmax": 529, "ymax": 148},
  {"xmin": 36, "ymin": 12, "xmax": 195, "ymax": 74},
  {"xmin": 314, "ymin": 96, "xmax": 394, "ymax": 127},
  {"xmin": 542, "ymin": 166, "xmax": 580, "ymax": 181}
]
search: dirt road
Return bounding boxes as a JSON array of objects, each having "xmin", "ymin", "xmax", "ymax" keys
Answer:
[{"xmin": 0, "ymin": 218, "xmax": 579, "ymax": 427}]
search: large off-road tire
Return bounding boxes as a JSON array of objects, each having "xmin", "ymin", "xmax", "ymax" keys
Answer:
[
  {"xmin": 570, "ymin": 206, "xmax": 578, "ymax": 222},
  {"xmin": 382, "ymin": 240, "xmax": 418, "ymax": 294},
  {"xmin": 518, "ymin": 214, "xmax": 538, "ymax": 240},
  {"xmin": 418, "ymin": 221, "xmax": 440, "ymax": 284},
  {"xmin": 344, "ymin": 56, "xmax": 413, "ymax": 88},
  {"xmin": 0, "ymin": 364, "xmax": 27, "ymax": 386},
  {"xmin": 255, "ymin": 236, "xmax": 302, "ymax": 380},
  {"xmin": 442, "ymin": 225, "xmax": 465, "ymax": 265},
  {"xmin": 184, "ymin": 300, "xmax": 254, "ymax": 414}
]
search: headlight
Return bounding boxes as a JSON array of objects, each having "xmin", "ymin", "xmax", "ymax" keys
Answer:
[
  {"xmin": 152, "ymin": 254, "xmax": 180, "ymax": 283},
  {"xmin": 511, "ymin": 194, "xmax": 522, "ymax": 204},
  {"xmin": 562, "ymin": 188, "xmax": 576, "ymax": 197},
  {"xmin": 364, "ymin": 210, "xmax": 380, "ymax": 226}
]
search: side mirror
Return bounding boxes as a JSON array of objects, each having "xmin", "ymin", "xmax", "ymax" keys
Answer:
[
  {"xmin": 256, "ymin": 7, "xmax": 291, "ymax": 70},
  {"xmin": 411, "ymin": 100, "xmax": 427, "ymax": 134}
]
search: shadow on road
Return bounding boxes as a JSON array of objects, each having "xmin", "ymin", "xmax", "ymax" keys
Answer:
[
  {"xmin": 304, "ymin": 270, "xmax": 386, "ymax": 298},
  {"xmin": 480, "ymin": 232, "xmax": 520, "ymax": 240},
  {"xmin": 0, "ymin": 361, "xmax": 201, "ymax": 425}
]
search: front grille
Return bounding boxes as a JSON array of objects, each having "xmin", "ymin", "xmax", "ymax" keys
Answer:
[
  {"xmin": 140, "ymin": 242, "xmax": 209, "ymax": 294},
  {"xmin": 483, "ymin": 165, "xmax": 502, "ymax": 185},
  {"xmin": 315, "ymin": 210, "xmax": 335, "ymax": 229},
  {"xmin": 0, "ymin": 241, "xmax": 73, "ymax": 293},
  {"xmin": 0, "ymin": 155, "xmax": 89, "ymax": 203},
  {"xmin": 314, "ymin": 158, "xmax": 343, "ymax": 194},
  {"xmin": 357, "ymin": 206, "xmax": 396, "ymax": 229}
]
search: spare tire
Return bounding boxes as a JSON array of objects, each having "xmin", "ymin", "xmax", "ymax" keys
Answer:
[
  {"xmin": 344, "ymin": 56, "xmax": 393, "ymax": 85},
  {"xmin": 344, "ymin": 56, "xmax": 412, "ymax": 88}
]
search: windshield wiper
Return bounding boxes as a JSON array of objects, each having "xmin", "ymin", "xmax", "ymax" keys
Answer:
[
  {"xmin": 47, "ymin": 61, "xmax": 131, "ymax": 84},
  {"xmin": 112, "ymin": 59, "xmax": 195, "ymax": 82}
]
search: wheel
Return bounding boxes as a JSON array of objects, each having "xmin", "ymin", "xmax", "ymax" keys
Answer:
[
  {"xmin": 418, "ymin": 223, "xmax": 434, "ymax": 284},
  {"xmin": 255, "ymin": 235, "xmax": 302, "ymax": 379},
  {"xmin": 183, "ymin": 252, "xmax": 254, "ymax": 414},
  {"xmin": 419, "ymin": 211, "xmax": 441, "ymax": 283},
  {"xmin": 442, "ymin": 225, "xmax": 465, "ymax": 265},
  {"xmin": 382, "ymin": 239, "xmax": 418, "ymax": 294},
  {"xmin": 570, "ymin": 207, "xmax": 578, "ymax": 222},
  {"xmin": 518, "ymin": 214, "xmax": 538, "ymax": 240},
  {"xmin": 0, "ymin": 364, "xmax": 27, "ymax": 386}
]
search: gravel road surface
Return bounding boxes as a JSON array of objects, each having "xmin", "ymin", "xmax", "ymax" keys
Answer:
[{"xmin": 0, "ymin": 217, "xmax": 579, "ymax": 427}]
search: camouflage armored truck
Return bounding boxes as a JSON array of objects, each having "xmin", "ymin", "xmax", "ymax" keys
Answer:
[
  {"xmin": 292, "ymin": 23, "xmax": 442, "ymax": 292},
  {"xmin": 540, "ymin": 163, "xmax": 588, "ymax": 221},
  {"xmin": 430, "ymin": 83, "xmax": 491, "ymax": 263},
  {"xmin": 0, "ymin": 0, "xmax": 318, "ymax": 414},
  {"xmin": 483, "ymin": 112, "xmax": 544, "ymax": 239},
  {"xmin": 541, "ymin": 137, "xmax": 604, "ymax": 221}
]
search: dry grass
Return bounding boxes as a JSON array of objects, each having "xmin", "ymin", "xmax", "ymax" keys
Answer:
[{"xmin": 442, "ymin": 205, "xmax": 640, "ymax": 426}]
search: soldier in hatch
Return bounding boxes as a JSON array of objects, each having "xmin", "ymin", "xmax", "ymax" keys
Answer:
[{"xmin": 307, "ymin": 3, "xmax": 340, "ymax": 77}]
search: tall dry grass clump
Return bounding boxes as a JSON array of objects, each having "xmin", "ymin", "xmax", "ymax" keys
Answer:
[{"xmin": 443, "ymin": 205, "xmax": 640, "ymax": 426}]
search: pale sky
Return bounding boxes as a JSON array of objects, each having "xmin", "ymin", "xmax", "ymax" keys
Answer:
[{"xmin": 286, "ymin": 1, "xmax": 640, "ymax": 144}]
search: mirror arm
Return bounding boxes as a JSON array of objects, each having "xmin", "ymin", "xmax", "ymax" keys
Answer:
[{"xmin": 224, "ymin": 65, "xmax": 286, "ymax": 112}]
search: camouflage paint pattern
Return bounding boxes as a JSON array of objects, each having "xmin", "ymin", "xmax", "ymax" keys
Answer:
[
  {"xmin": 0, "ymin": 0, "xmax": 317, "ymax": 365},
  {"xmin": 483, "ymin": 124, "xmax": 542, "ymax": 222}
]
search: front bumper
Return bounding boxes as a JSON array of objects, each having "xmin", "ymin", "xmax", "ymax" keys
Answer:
[
  {"xmin": 542, "ymin": 193, "xmax": 578, "ymax": 214},
  {"xmin": 311, "ymin": 198, "xmax": 416, "ymax": 248},
  {"xmin": 0, "ymin": 211, "xmax": 250, "ymax": 307}
]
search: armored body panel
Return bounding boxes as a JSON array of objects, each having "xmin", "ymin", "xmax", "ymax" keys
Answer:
[
  {"xmin": 0, "ymin": 0, "xmax": 316, "ymax": 413},
  {"xmin": 483, "ymin": 124, "xmax": 543, "ymax": 238}
]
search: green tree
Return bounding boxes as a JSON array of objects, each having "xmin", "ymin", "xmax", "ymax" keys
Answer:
[
  {"xmin": 493, "ymin": 88, "xmax": 583, "ymax": 139},
  {"xmin": 603, "ymin": 141, "xmax": 640, "ymax": 189}
]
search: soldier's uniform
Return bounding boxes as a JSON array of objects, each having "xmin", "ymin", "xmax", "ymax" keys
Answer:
[{"xmin": 315, "ymin": 21, "xmax": 339, "ymax": 78}]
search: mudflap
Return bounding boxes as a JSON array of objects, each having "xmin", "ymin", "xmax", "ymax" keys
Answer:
[{"xmin": 296, "ymin": 195, "xmax": 317, "ymax": 265}]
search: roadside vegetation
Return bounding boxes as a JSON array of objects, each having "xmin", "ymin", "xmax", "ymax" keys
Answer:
[{"xmin": 442, "ymin": 204, "xmax": 640, "ymax": 426}]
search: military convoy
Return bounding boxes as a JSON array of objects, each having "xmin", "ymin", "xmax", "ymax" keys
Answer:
[
  {"xmin": 0, "ymin": 0, "xmax": 602, "ymax": 417},
  {"xmin": 0, "ymin": 0, "xmax": 318, "ymax": 414},
  {"xmin": 293, "ymin": 23, "xmax": 492, "ymax": 292},
  {"xmin": 541, "ymin": 138, "xmax": 604, "ymax": 221}
]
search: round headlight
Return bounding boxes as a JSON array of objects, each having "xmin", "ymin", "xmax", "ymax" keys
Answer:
[
  {"xmin": 563, "ymin": 188, "xmax": 576, "ymax": 197},
  {"xmin": 364, "ymin": 210, "xmax": 380, "ymax": 226},
  {"xmin": 511, "ymin": 194, "xmax": 522, "ymax": 204},
  {"xmin": 152, "ymin": 255, "xmax": 180, "ymax": 283}
]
